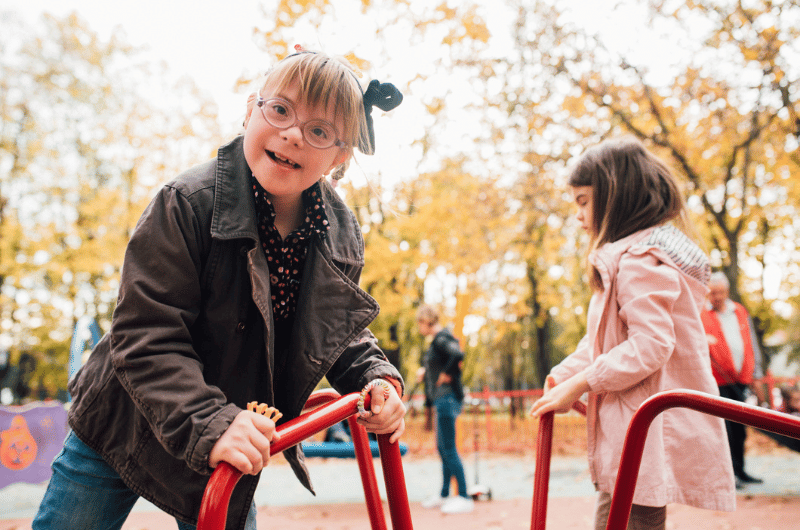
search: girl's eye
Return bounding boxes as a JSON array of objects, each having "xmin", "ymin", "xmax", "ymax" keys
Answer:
[
  {"xmin": 308, "ymin": 124, "xmax": 331, "ymax": 140},
  {"xmin": 270, "ymin": 103, "xmax": 291, "ymax": 119}
]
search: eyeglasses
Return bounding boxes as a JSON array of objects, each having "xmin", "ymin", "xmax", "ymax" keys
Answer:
[{"xmin": 256, "ymin": 91, "xmax": 347, "ymax": 150}]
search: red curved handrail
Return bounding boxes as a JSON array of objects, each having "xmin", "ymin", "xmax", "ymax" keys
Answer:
[
  {"xmin": 605, "ymin": 389, "xmax": 800, "ymax": 530},
  {"xmin": 197, "ymin": 391, "xmax": 413, "ymax": 530}
]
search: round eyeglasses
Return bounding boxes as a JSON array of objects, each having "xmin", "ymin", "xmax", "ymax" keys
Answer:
[{"xmin": 256, "ymin": 92, "xmax": 347, "ymax": 150}]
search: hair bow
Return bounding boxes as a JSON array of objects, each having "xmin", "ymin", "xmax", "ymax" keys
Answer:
[{"xmin": 361, "ymin": 80, "xmax": 403, "ymax": 155}]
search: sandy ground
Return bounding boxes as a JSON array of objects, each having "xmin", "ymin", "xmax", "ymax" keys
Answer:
[
  {"xmin": 2, "ymin": 430, "xmax": 798, "ymax": 529},
  {"xmin": 2, "ymin": 495, "xmax": 800, "ymax": 529}
]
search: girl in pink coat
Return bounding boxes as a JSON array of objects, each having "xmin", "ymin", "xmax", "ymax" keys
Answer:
[{"xmin": 530, "ymin": 137, "xmax": 735, "ymax": 530}]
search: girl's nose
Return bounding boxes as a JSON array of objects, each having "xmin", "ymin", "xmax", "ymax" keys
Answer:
[{"xmin": 281, "ymin": 125, "xmax": 304, "ymax": 146}]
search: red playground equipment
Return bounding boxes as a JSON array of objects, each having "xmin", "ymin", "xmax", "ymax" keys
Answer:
[
  {"xmin": 532, "ymin": 389, "xmax": 800, "ymax": 530},
  {"xmin": 197, "ymin": 389, "xmax": 413, "ymax": 530},
  {"xmin": 198, "ymin": 388, "xmax": 800, "ymax": 530}
]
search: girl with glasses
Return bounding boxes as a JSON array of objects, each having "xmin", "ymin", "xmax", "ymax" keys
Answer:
[{"xmin": 33, "ymin": 48, "xmax": 405, "ymax": 530}]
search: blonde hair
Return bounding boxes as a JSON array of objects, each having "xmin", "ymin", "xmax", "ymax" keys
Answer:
[
  {"xmin": 416, "ymin": 304, "xmax": 440, "ymax": 325},
  {"xmin": 248, "ymin": 51, "xmax": 371, "ymax": 179}
]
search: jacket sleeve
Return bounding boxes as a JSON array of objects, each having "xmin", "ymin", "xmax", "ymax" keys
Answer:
[
  {"xmin": 585, "ymin": 252, "xmax": 681, "ymax": 393},
  {"xmin": 549, "ymin": 334, "xmax": 592, "ymax": 384},
  {"xmin": 110, "ymin": 187, "xmax": 238, "ymax": 474},
  {"xmin": 432, "ymin": 333, "xmax": 464, "ymax": 376},
  {"xmin": 327, "ymin": 327, "xmax": 404, "ymax": 396}
]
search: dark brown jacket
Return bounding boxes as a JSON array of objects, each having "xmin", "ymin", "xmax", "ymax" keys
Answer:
[{"xmin": 67, "ymin": 136, "xmax": 402, "ymax": 529}]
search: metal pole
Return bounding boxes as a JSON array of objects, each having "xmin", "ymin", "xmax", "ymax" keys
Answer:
[
  {"xmin": 378, "ymin": 433, "xmax": 414, "ymax": 529},
  {"xmin": 530, "ymin": 411, "xmax": 554, "ymax": 530}
]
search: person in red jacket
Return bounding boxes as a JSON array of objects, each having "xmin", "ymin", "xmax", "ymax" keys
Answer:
[{"xmin": 701, "ymin": 271, "xmax": 765, "ymax": 488}]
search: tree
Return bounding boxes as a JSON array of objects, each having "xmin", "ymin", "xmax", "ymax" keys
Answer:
[
  {"xmin": 0, "ymin": 11, "xmax": 222, "ymax": 395},
  {"xmin": 340, "ymin": 158, "xmax": 514, "ymax": 386},
  {"xmin": 505, "ymin": 0, "xmax": 800, "ymax": 340},
  {"xmin": 241, "ymin": 0, "xmax": 800, "ymax": 388}
]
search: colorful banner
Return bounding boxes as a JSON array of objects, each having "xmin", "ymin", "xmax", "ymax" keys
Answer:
[{"xmin": 0, "ymin": 401, "xmax": 68, "ymax": 489}]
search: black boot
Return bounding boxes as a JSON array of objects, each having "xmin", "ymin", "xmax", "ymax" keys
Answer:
[{"xmin": 735, "ymin": 471, "xmax": 763, "ymax": 484}]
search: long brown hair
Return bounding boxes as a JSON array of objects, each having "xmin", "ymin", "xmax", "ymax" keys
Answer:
[{"xmin": 568, "ymin": 136, "xmax": 693, "ymax": 290}]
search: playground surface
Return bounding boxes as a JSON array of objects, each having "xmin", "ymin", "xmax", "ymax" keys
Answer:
[
  {"xmin": 2, "ymin": 439, "xmax": 800, "ymax": 530},
  {"xmin": 2, "ymin": 495, "xmax": 797, "ymax": 530}
]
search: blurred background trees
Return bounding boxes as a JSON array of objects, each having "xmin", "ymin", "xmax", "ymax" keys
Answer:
[
  {"xmin": 0, "ymin": 11, "xmax": 222, "ymax": 401},
  {"xmin": 1, "ymin": 0, "xmax": 798, "ymax": 402}
]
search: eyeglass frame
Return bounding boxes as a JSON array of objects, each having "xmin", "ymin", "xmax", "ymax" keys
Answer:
[{"xmin": 255, "ymin": 90, "xmax": 348, "ymax": 150}]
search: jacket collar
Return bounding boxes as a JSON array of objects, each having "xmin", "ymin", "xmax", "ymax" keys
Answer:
[
  {"xmin": 589, "ymin": 227, "xmax": 654, "ymax": 269},
  {"xmin": 210, "ymin": 136, "xmax": 364, "ymax": 266},
  {"xmin": 589, "ymin": 227, "xmax": 654, "ymax": 288}
]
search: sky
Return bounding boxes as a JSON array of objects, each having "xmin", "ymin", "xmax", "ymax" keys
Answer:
[
  {"xmin": 7, "ymin": 0, "xmax": 667, "ymax": 190},
  {"xmin": 9, "ymin": 0, "xmax": 445, "ymax": 192},
  {"xmin": 10, "ymin": 0, "xmax": 267, "ymax": 126}
]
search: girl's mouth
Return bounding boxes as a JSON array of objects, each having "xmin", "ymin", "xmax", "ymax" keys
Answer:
[{"xmin": 268, "ymin": 150, "xmax": 301, "ymax": 169}]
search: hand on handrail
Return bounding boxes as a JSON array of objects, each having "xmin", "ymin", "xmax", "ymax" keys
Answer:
[{"xmin": 198, "ymin": 391, "xmax": 378, "ymax": 530}]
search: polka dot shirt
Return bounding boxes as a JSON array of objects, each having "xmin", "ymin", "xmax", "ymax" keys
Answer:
[{"xmin": 250, "ymin": 175, "xmax": 330, "ymax": 328}]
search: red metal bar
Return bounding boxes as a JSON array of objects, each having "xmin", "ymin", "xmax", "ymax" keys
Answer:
[
  {"xmin": 198, "ymin": 391, "xmax": 404, "ymax": 530},
  {"xmin": 270, "ymin": 392, "xmax": 364, "ymax": 455},
  {"xmin": 378, "ymin": 433, "xmax": 414, "ymax": 530},
  {"xmin": 196, "ymin": 461, "xmax": 241, "ymax": 530},
  {"xmin": 530, "ymin": 411, "xmax": 554, "ymax": 530},
  {"xmin": 762, "ymin": 371, "xmax": 775, "ymax": 409},
  {"xmin": 306, "ymin": 388, "xmax": 388, "ymax": 530},
  {"xmin": 529, "ymin": 399, "xmax": 586, "ymax": 530},
  {"xmin": 305, "ymin": 387, "xmax": 341, "ymax": 408},
  {"xmin": 349, "ymin": 415, "xmax": 389, "ymax": 530},
  {"xmin": 483, "ymin": 386, "xmax": 493, "ymax": 451},
  {"xmin": 606, "ymin": 389, "xmax": 800, "ymax": 530}
]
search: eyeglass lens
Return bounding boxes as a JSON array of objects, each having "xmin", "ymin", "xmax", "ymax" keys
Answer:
[{"xmin": 260, "ymin": 98, "xmax": 337, "ymax": 149}]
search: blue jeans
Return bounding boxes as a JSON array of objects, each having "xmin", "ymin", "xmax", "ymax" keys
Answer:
[
  {"xmin": 434, "ymin": 394, "xmax": 468, "ymax": 498},
  {"xmin": 32, "ymin": 431, "xmax": 257, "ymax": 530}
]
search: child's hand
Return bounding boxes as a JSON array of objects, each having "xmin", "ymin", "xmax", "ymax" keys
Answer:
[
  {"xmin": 529, "ymin": 373, "xmax": 589, "ymax": 418},
  {"xmin": 356, "ymin": 379, "xmax": 407, "ymax": 444},
  {"xmin": 209, "ymin": 409, "xmax": 281, "ymax": 475}
]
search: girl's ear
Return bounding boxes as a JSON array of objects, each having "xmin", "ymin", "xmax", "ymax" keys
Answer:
[
  {"xmin": 325, "ymin": 149, "xmax": 350, "ymax": 175},
  {"xmin": 243, "ymin": 93, "xmax": 257, "ymax": 128}
]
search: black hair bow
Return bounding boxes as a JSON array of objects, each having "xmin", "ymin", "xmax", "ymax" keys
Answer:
[{"xmin": 361, "ymin": 80, "xmax": 403, "ymax": 155}]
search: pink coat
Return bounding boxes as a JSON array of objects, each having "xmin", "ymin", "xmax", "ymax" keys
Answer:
[{"xmin": 550, "ymin": 225, "xmax": 735, "ymax": 510}]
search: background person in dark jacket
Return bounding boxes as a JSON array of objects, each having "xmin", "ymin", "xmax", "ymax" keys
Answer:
[
  {"xmin": 32, "ymin": 50, "xmax": 405, "ymax": 530},
  {"xmin": 416, "ymin": 304, "xmax": 473, "ymax": 514}
]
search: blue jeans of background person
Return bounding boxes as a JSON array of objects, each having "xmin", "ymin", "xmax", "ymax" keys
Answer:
[
  {"xmin": 32, "ymin": 431, "xmax": 257, "ymax": 530},
  {"xmin": 434, "ymin": 394, "xmax": 468, "ymax": 498}
]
